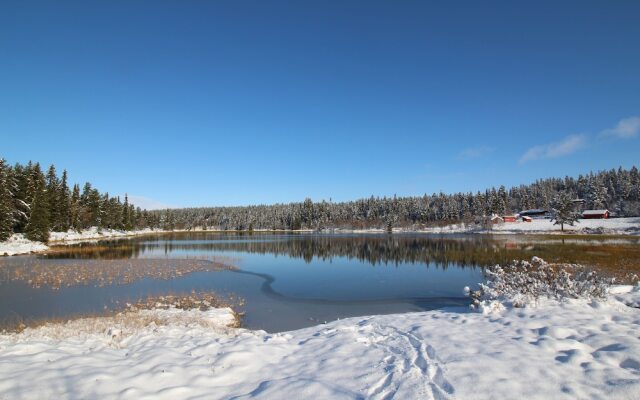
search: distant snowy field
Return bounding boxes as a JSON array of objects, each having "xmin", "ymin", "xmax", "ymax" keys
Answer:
[
  {"xmin": 489, "ymin": 216, "xmax": 640, "ymax": 234},
  {"xmin": 1, "ymin": 286, "xmax": 639, "ymax": 399},
  {"xmin": 328, "ymin": 217, "xmax": 640, "ymax": 235}
]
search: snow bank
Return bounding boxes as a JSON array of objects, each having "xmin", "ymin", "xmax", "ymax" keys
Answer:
[
  {"xmin": 0, "ymin": 234, "xmax": 48, "ymax": 256},
  {"xmin": 1, "ymin": 288, "xmax": 639, "ymax": 399},
  {"xmin": 610, "ymin": 285, "xmax": 640, "ymax": 308},
  {"xmin": 0, "ymin": 228, "xmax": 163, "ymax": 257},
  {"xmin": 48, "ymin": 227, "xmax": 160, "ymax": 243}
]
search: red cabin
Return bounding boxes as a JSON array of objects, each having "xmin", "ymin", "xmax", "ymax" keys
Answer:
[
  {"xmin": 582, "ymin": 210, "xmax": 610, "ymax": 219},
  {"xmin": 502, "ymin": 215, "xmax": 517, "ymax": 222}
]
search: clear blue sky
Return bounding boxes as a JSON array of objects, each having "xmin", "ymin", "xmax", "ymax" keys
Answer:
[{"xmin": 2, "ymin": 1, "xmax": 639, "ymax": 208}]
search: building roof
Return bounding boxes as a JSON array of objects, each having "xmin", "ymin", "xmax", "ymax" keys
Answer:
[
  {"xmin": 518, "ymin": 209, "xmax": 547, "ymax": 216},
  {"xmin": 582, "ymin": 209, "xmax": 609, "ymax": 215}
]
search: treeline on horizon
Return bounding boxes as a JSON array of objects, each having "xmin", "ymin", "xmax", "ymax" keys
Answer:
[
  {"xmin": 153, "ymin": 166, "xmax": 640, "ymax": 231},
  {"xmin": 1, "ymin": 158, "xmax": 639, "ymax": 242}
]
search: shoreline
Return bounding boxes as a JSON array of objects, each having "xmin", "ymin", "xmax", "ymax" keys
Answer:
[{"xmin": 2, "ymin": 217, "xmax": 639, "ymax": 257}]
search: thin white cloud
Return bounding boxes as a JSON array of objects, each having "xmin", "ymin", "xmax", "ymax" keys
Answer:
[
  {"xmin": 127, "ymin": 195, "xmax": 173, "ymax": 210},
  {"xmin": 519, "ymin": 134, "xmax": 586, "ymax": 164},
  {"xmin": 457, "ymin": 146, "xmax": 494, "ymax": 160},
  {"xmin": 599, "ymin": 116, "xmax": 640, "ymax": 139}
]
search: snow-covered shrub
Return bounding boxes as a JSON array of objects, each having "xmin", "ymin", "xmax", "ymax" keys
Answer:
[{"xmin": 469, "ymin": 257, "xmax": 612, "ymax": 311}]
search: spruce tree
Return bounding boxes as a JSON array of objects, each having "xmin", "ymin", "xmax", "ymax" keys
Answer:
[
  {"xmin": 133, "ymin": 207, "xmax": 143, "ymax": 229},
  {"xmin": 551, "ymin": 191, "xmax": 579, "ymax": 232},
  {"xmin": 70, "ymin": 184, "xmax": 81, "ymax": 231},
  {"xmin": 489, "ymin": 188, "xmax": 503, "ymax": 215},
  {"xmin": 25, "ymin": 162, "xmax": 39, "ymax": 206},
  {"xmin": 79, "ymin": 183, "xmax": 102, "ymax": 229},
  {"xmin": 103, "ymin": 195, "xmax": 123, "ymax": 230},
  {"xmin": 25, "ymin": 166, "xmax": 50, "ymax": 242},
  {"xmin": 58, "ymin": 170, "xmax": 71, "ymax": 231},
  {"xmin": 587, "ymin": 179, "xmax": 608, "ymax": 209},
  {"xmin": 45, "ymin": 164, "xmax": 60, "ymax": 230},
  {"xmin": 497, "ymin": 185, "xmax": 508, "ymax": 214},
  {"xmin": 0, "ymin": 159, "xmax": 14, "ymax": 241},
  {"xmin": 100, "ymin": 193, "xmax": 112, "ymax": 228},
  {"xmin": 123, "ymin": 194, "xmax": 132, "ymax": 230},
  {"xmin": 10, "ymin": 163, "xmax": 30, "ymax": 232},
  {"xmin": 128, "ymin": 204, "xmax": 135, "ymax": 230},
  {"xmin": 88, "ymin": 188, "xmax": 102, "ymax": 229}
]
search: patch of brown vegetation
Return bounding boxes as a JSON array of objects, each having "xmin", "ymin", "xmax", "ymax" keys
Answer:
[
  {"xmin": 2, "ymin": 291, "xmax": 244, "ymax": 333},
  {"xmin": 126, "ymin": 292, "xmax": 245, "ymax": 328},
  {"xmin": 0, "ymin": 258, "xmax": 236, "ymax": 289}
]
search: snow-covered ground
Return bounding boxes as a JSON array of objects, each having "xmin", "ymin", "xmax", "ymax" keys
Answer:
[
  {"xmin": 1, "ymin": 286, "xmax": 638, "ymax": 399},
  {"xmin": 48, "ymin": 227, "xmax": 161, "ymax": 243},
  {"xmin": 330, "ymin": 217, "xmax": 640, "ymax": 235},
  {"xmin": 0, "ymin": 228, "xmax": 163, "ymax": 256},
  {"xmin": 0, "ymin": 234, "xmax": 48, "ymax": 256},
  {"xmin": 489, "ymin": 217, "xmax": 640, "ymax": 235}
]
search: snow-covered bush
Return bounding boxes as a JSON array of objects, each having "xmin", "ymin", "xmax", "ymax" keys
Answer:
[{"xmin": 469, "ymin": 257, "xmax": 612, "ymax": 311}]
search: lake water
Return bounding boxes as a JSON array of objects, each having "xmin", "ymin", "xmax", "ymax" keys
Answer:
[{"xmin": 1, "ymin": 232, "xmax": 639, "ymax": 332}]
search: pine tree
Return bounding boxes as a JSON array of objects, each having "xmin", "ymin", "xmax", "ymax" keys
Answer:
[
  {"xmin": 135, "ymin": 207, "xmax": 144, "ymax": 228},
  {"xmin": 123, "ymin": 194, "xmax": 132, "ymax": 230},
  {"xmin": 103, "ymin": 195, "xmax": 123, "ymax": 230},
  {"xmin": 70, "ymin": 184, "xmax": 81, "ymax": 231},
  {"xmin": 630, "ymin": 166, "xmax": 640, "ymax": 201},
  {"xmin": 587, "ymin": 178, "xmax": 608, "ymax": 209},
  {"xmin": 164, "ymin": 210, "xmax": 175, "ymax": 230},
  {"xmin": 10, "ymin": 163, "xmax": 30, "ymax": 233},
  {"xmin": 551, "ymin": 191, "xmax": 579, "ymax": 232},
  {"xmin": 45, "ymin": 165, "xmax": 60, "ymax": 231},
  {"xmin": 128, "ymin": 204, "xmax": 135, "ymax": 230},
  {"xmin": 497, "ymin": 185, "xmax": 508, "ymax": 214},
  {"xmin": 100, "ymin": 193, "xmax": 113, "ymax": 229},
  {"xmin": 88, "ymin": 188, "xmax": 102, "ymax": 229},
  {"xmin": 385, "ymin": 214, "xmax": 396, "ymax": 233},
  {"xmin": 25, "ymin": 162, "xmax": 40, "ymax": 206},
  {"xmin": 57, "ymin": 170, "xmax": 71, "ymax": 231},
  {"xmin": 301, "ymin": 198, "xmax": 314, "ymax": 228},
  {"xmin": 489, "ymin": 188, "xmax": 504, "ymax": 215},
  {"xmin": 0, "ymin": 159, "xmax": 14, "ymax": 241},
  {"xmin": 79, "ymin": 183, "xmax": 102, "ymax": 229},
  {"xmin": 25, "ymin": 165, "xmax": 50, "ymax": 242},
  {"xmin": 576, "ymin": 175, "xmax": 588, "ymax": 199}
]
